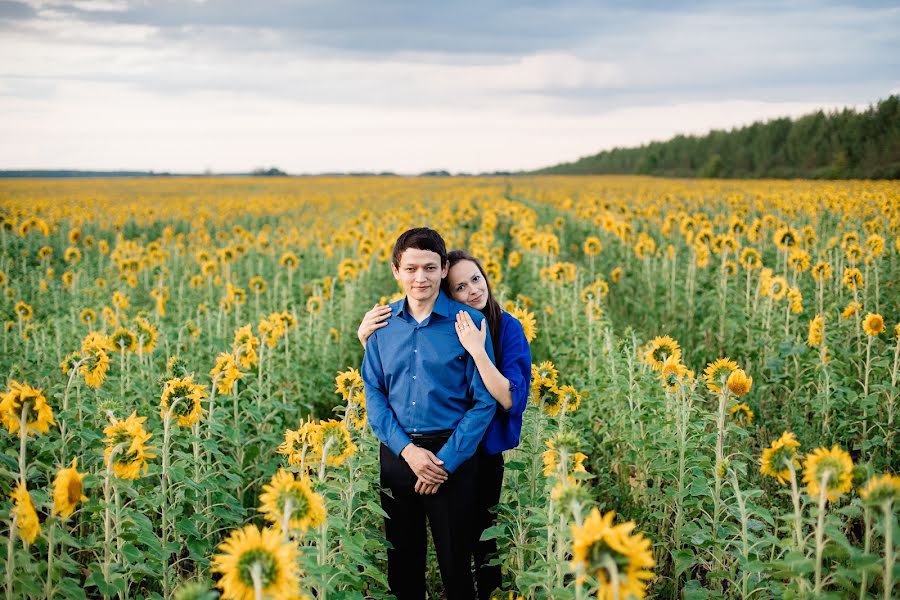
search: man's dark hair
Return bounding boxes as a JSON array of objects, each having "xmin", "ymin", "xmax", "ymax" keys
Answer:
[{"xmin": 391, "ymin": 228, "xmax": 448, "ymax": 268}]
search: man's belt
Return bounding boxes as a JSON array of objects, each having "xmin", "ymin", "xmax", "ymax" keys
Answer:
[{"xmin": 408, "ymin": 430, "xmax": 453, "ymax": 443}]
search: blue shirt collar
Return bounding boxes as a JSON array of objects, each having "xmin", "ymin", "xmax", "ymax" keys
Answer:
[{"xmin": 395, "ymin": 288, "xmax": 450, "ymax": 319}]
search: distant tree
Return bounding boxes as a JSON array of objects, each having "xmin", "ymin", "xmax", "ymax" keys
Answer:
[{"xmin": 251, "ymin": 167, "xmax": 288, "ymax": 176}]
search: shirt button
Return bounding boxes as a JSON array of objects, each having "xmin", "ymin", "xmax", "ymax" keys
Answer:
[
  {"xmin": 412, "ymin": 375, "xmax": 417, "ymax": 379},
  {"xmin": 413, "ymin": 428, "xmax": 417, "ymax": 432},
  {"xmin": 412, "ymin": 402, "xmax": 416, "ymax": 405},
  {"xmin": 414, "ymin": 349, "xmax": 418, "ymax": 353}
]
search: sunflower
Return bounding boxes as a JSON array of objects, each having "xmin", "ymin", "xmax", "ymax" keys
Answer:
[
  {"xmin": 508, "ymin": 306, "xmax": 537, "ymax": 343},
  {"xmin": 210, "ymin": 352, "xmax": 244, "ymax": 395},
  {"xmin": 59, "ymin": 352, "xmax": 80, "ymax": 377},
  {"xmin": 38, "ymin": 245, "xmax": 53, "ymax": 260},
  {"xmin": 212, "ymin": 524, "xmax": 300, "ymax": 600},
  {"xmin": 305, "ymin": 296, "xmax": 323, "ymax": 315},
  {"xmin": 542, "ymin": 433, "xmax": 585, "ymax": 477},
  {"xmin": 540, "ymin": 388, "xmax": 563, "ymax": 417},
  {"xmin": 803, "ymin": 446, "xmax": 854, "ymax": 502},
  {"xmin": 862, "ymin": 313, "xmax": 885, "ymax": 337},
  {"xmin": 0, "ymin": 380, "xmax": 55, "ymax": 435},
  {"xmin": 760, "ymin": 431, "xmax": 801, "ymax": 485},
  {"xmin": 766, "ymin": 275, "xmax": 788, "ymax": 301},
  {"xmin": 642, "ymin": 336, "xmax": 682, "ymax": 371},
  {"xmin": 845, "ymin": 244, "xmax": 863, "ymax": 265},
  {"xmin": 842, "ymin": 267, "xmax": 864, "ymax": 291},
  {"xmin": 79, "ymin": 346, "xmax": 110, "ymax": 389},
  {"xmin": 841, "ymin": 301, "xmax": 862, "ymax": 320},
  {"xmin": 858, "ymin": 473, "xmax": 900, "ymax": 506},
  {"xmin": 532, "ymin": 361, "xmax": 559, "ymax": 388},
  {"xmin": 659, "ymin": 356, "xmax": 692, "ymax": 392},
  {"xmin": 583, "ymin": 236, "xmax": 603, "ymax": 256},
  {"xmin": 160, "ymin": 376, "xmax": 208, "ymax": 427},
  {"xmin": 811, "ymin": 261, "xmax": 831, "ymax": 282},
  {"xmin": 103, "ymin": 411, "xmax": 156, "ymax": 480},
  {"xmin": 248, "ymin": 276, "xmax": 267, "ymax": 294},
  {"xmin": 729, "ymin": 403, "xmax": 754, "ymax": 426},
  {"xmin": 345, "ymin": 390, "xmax": 367, "ymax": 430},
  {"xmin": 258, "ymin": 469, "xmax": 327, "ymax": 533},
  {"xmin": 580, "ymin": 280, "xmax": 609, "ymax": 303},
  {"xmin": 703, "ymin": 358, "xmax": 738, "ymax": 393},
  {"xmin": 14, "ymin": 301, "xmax": 33, "ymax": 321},
  {"xmin": 773, "ymin": 227, "xmax": 800, "ymax": 251},
  {"xmin": 866, "ymin": 234, "xmax": 885, "ymax": 258},
  {"xmin": 280, "ymin": 252, "xmax": 300, "ymax": 271},
  {"xmin": 64, "ymin": 246, "xmax": 82, "ymax": 264},
  {"xmin": 79, "ymin": 308, "xmax": 97, "ymax": 326},
  {"xmin": 334, "ymin": 368, "xmax": 364, "ymax": 401},
  {"xmin": 807, "ymin": 314, "xmax": 825, "ymax": 347},
  {"xmin": 111, "ymin": 291, "xmax": 130, "ymax": 311},
  {"xmin": 10, "ymin": 482, "xmax": 41, "ymax": 544},
  {"xmin": 570, "ymin": 509, "xmax": 655, "ymax": 600},
  {"xmin": 52, "ymin": 458, "xmax": 88, "ymax": 519},
  {"xmin": 552, "ymin": 385, "xmax": 582, "ymax": 413},
  {"xmin": 233, "ymin": 325, "xmax": 260, "ymax": 370},
  {"xmin": 110, "ymin": 327, "xmax": 138, "ymax": 352},
  {"xmin": 277, "ymin": 422, "xmax": 319, "ymax": 467},
  {"xmin": 134, "ymin": 317, "xmax": 159, "ymax": 354},
  {"xmin": 739, "ymin": 248, "xmax": 762, "ymax": 270},
  {"xmin": 787, "ymin": 286, "xmax": 803, "ymax": 314},
  {"xmin": 610, "ymin": 266, "xmax": 623, "ymax": 283},
  {"xmin": 311, "ymin": 420, "xmax": 357, "ymax": 466}
]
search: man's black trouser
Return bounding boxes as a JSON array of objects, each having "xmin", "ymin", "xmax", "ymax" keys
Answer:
[
  {"xmin": 473, "ymin": 447, "xmax": 503, "ymax": 600},
  {"xmin": 379, "ymin": 436, "xmax": 478, "ymax": 600}
]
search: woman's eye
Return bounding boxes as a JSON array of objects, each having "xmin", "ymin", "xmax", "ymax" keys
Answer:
[{"xmin": 473, "ymin": 275, "xmax": 481, "ymax": 282}]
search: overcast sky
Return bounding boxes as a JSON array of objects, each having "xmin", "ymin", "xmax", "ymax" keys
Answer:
[{"xmin": 1, "ymin": 0, "xmax": 898, "ymax": 173}]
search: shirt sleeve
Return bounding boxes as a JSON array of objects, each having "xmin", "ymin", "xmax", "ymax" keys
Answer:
[
  {"xmin": 361, "ymin": 332, "xmax": 411, "ymax": 457},
  {"xmin": 499, "ymin": 318, "xmax": 532, "ymax": 419},
  {"xmin": 436, "ymin": 318, "xmax": 497, "ymax": 473}
]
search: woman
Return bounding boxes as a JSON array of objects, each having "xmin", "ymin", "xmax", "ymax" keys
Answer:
[{"xmin": 357, "ymin": 249, "xmax": 531, "ymax": 600}]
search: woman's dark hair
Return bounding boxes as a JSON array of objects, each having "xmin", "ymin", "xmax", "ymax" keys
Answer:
[
  {"xmin": 391, "ymin": 228, "xmax": 447, "ymax": 268},
  {"xmin": 442, "ymin": 250, "xmax": 503, "ymax": 362}
]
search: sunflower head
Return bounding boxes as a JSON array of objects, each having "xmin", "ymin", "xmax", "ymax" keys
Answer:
[
  {"xmin": 0, "ymin": 380, "xmax": 55, "ymax": 435},
  {"xmin": 760, "ymin": 431, "xmax": 801, "ymax": 485},
  {"xmin": 811, "ymin": 261, "xmax": 831, "ymax": 282},
  {"xmin": 52, "ymin": 458, "xmax": 88, "ymax": 519},
  {"xmin": 643, "ymin": 336, "xmax": 682, "ymax": 371},
  {"xmin": 312, "ymin": 420, "xmax": 357, "ymax": 467},
  {"xmin": 508, "ymin": 306, "xmax": 537, "ymax": 343},
  {"xmin": 859, "ymin": 473, "xmax": 900, "ymax": 507},
  {"xmin": 703, "ymin": 358, "xmax": 739, "ymax": 393},
  {"xmin": 803, "ymin": 445, "xmax": 854, "ymax": 502},
  {"xmin": 841, "ymin": 300, "xmax": 862, "ymax": 320},
  {"xmin": 10, "ymin": 482, "xmax": 41, "ymax": 544},
  {"xmin": 842, "ymin": 267, "xmax": 864, "ymax": 291},
  {"xmin": 807, "ymin": 314, "xmax": 825, "ymax": 347},
  {"xmin": 212, "ymin": 524, "xmax": 300, "ymax": 600},
  {"xmin": 725, "ymin": 369, "xmax": 752, "ymax": 397},
  {"xmin": 103, "ymin": 411, "xmax": 156, "ymax": 480},
  {"xmin": 258, "ymin": 469, "xmax": 327, "ymax": 532},
  {"xmin": 862, "ymin": 313, "xmax": 885, "ymax": 337},
  {"xmin": 570, "ymin": 508, "xmax": 655, "ymax": 599},
  {"xmin": 728, "ymin": 403, "xmax": 754, "ymax": 426},
  {"xmin": 160, "ymin": 376, "xmax": 208, "ymax": 427}
]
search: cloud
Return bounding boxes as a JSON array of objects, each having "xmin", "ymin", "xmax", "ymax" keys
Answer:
[{"xmin": 0, "ymin": 1, "xmax": 897, "ymax": 170}]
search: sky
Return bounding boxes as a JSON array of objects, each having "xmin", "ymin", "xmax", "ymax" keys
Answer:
[{"xmin": 0, "ymin": 0, "xmax": 898, "ymax": 174}]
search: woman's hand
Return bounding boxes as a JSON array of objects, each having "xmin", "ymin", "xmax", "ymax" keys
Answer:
[
  {"xmin": 358, "ymin": 304, "xmax": 392, "ymax": 348},
  {"xmin": 454, "ymin": 311, "xmax": 487, "ymax": 357}
]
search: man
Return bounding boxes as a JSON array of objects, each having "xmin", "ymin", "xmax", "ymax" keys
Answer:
[{"xmin": 362, "ymin": 227, "xmax": 496, "ymax": 600}]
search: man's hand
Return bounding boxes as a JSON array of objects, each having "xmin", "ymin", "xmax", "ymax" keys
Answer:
[
  {"xmin": 415, "ymin": 479, "xmax": 442, "ymax": 495},
  {"xmin": 400, "ymin": 444, "xmax": 448, "ymax": 484}
]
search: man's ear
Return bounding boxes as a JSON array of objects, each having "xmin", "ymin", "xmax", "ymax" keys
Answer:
[
  {"xmin": 441, "ymin": 262, "xmax": 449, "ymax": 278},
  {"xmin": 391, "ymin": 263, "xmax": 400, "ymax": 281}
]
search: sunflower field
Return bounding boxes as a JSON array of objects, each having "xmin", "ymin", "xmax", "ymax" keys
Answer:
[{"xmin": 0, "ymin": 176, "xmax": 898, "ymax": 600}]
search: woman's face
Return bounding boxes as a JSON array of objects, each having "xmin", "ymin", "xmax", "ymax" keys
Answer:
[{"xmin": 447, "ymin": 259, "xmax": 489, "ymax": 310}]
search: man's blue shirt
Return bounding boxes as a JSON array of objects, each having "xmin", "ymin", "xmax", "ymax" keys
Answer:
[{"xmin": 361, "ymin": 290, "xmax": 497, "ymax": 473}]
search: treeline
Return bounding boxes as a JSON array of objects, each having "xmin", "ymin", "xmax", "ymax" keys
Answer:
[{"xmin": 535, "ymin": 95, "xmax": 900, "ymax": 179}]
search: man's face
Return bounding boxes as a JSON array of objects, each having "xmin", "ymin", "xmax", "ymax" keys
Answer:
[{"xmin": 392, "ymin": 247, "xmax": 448, "ymax": 303}]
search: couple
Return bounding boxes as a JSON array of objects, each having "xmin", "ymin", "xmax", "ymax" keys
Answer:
[{"xmin": 359, "ymin": 227, "xmax": 532, "ymax": 600}]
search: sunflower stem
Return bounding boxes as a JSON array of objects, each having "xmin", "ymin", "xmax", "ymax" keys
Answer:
[
  {"xmin": 45, "ymin": 519, "xmax": 55, "ymax": 599},
  {"xmin": 160, "ymin": 398, "xmax": 182, "ymax": 600},
  {"xmin": 788, "ymin": 463, "xmax": 805, "ymax": 554},
  {"xmin": 5, "ymin": 514, "xmax": 17, "ymax": 600},
  {"xmin": 103, "ymin": 443, "xmax": 126, "ymax": 600},
  {"xmin": 884, "ymin": 501, "xmax": 894, "ymax": 600},
  {"xmin": 813, "ymin": 471, "xmax": 830, "ymax": 595},
  {"xmin": 250, "ymin": 561, "xmax": 264, "ymax": 600},
  {"xmin": 859, "ymin": 505, "xmax": 871, "ymax": 599}
]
